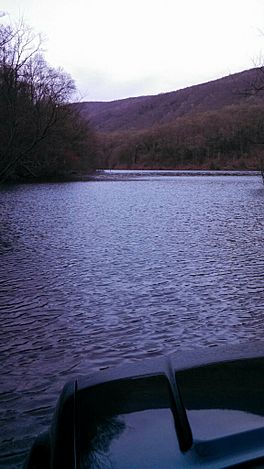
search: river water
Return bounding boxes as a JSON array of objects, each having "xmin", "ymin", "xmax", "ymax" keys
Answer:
[{"xmin": 0, "ymin": 171, "xmax": 264, "ymax": 467}]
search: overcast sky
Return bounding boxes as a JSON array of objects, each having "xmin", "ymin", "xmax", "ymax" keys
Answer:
[{"xmin": 1, "ymin": 0, "xmax": 264, "ymax": 102}]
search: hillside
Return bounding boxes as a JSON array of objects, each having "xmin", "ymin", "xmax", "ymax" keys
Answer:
[
  {"xmin": 74, "ymin": 68, "xmax": 264, "ymax": 171},
  {"xmin": 75, "ymin": 68, "xmax": 264, "ymax": 132}
]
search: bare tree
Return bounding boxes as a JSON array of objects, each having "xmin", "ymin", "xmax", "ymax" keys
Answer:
[
  {"xmin": 236, "ymin": 66, "xmax": 264, "ymax": 181},
  {"xmin": 0, "ymin": 19, "xmax": 86, "ymax": 182}
]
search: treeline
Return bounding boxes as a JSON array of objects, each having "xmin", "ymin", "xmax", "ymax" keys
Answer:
[
  {"xmin": 2, "ymin": 18, "xmax": 263, "ymax": 179},
  {"xmin": 0, "ymin": 20, "xmax": 97, "ymax": 183},
  {"xmin": 97, "ymin": 101, "xmax": 264, "ymax": 170}
]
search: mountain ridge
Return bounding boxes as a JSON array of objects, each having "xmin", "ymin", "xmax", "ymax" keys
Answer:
[{"xmin": 74, "ymin": 68, "xmax": 264, "ymax": 133}]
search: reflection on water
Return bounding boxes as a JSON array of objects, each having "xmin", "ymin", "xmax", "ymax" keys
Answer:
[{"xmin": 0, "ymin": 172, "xmax": 263, "ymax": 466}]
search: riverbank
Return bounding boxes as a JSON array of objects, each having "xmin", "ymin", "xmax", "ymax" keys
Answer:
[
  {"xmin": 1, "ymin": 168, "xmax": 263, "ymax": 185},
  {"xmin": 88, "ymin": 169, "xmax": 262, "ymax": 182},
  {"xmin": 0, "ymin": 170, "xmax": 97, "ymax": 185}
]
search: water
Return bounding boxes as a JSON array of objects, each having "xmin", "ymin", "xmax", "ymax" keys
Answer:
[{"xmin": 0, "ymin": 172, "xmax": 263, "ymax": 467}]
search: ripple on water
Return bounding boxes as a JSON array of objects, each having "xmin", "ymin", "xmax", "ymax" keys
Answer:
[{"xmin": 0, "ymin": 174, "xmax": 264, "ymax": 467}]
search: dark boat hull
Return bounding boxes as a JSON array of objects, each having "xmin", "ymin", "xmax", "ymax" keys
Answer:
[{"xmin": 25, "ymin": 342, "xmax": 264, "ymax": 468}]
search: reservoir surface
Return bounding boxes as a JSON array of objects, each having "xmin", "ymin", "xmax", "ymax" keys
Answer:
[{"xmin": 0, "ymin": 171, "xmax": 264, "ymax": 467}]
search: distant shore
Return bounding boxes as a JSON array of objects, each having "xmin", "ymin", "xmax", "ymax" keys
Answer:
[
  {"xmin": 89, "ymin": 169, "xmax": 261, "ymax": 181},
  {"xmin": 2, "ymin": 168, "xmax": 262, "ymax": 185},
  {"xmin": 1, "ymin": 171, "xmax": 96, "ymax": 185}
]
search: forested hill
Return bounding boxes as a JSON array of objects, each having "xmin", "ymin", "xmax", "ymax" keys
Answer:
[
  {"xmin": 73, "ymin": 67, "xmax": 264, "ymax": 171},
  {"xmin": 75, "ymin": 68, "xmax": 264, "ymax": 132}
]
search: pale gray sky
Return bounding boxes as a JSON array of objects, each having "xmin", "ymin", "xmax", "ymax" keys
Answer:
[{"xmin": 1, "ymin": 0, "xmax": 264, "ymax": 101}]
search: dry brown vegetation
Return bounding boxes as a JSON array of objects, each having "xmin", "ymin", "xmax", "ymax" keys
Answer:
[{"xmin": 77, "ymin": 68, "xmax": 264, "ymax": 171}]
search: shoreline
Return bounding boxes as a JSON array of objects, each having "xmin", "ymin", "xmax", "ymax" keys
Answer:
[{"xmin": 1, "ymin": 168, "xmax": 262, "ymax": 185}]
